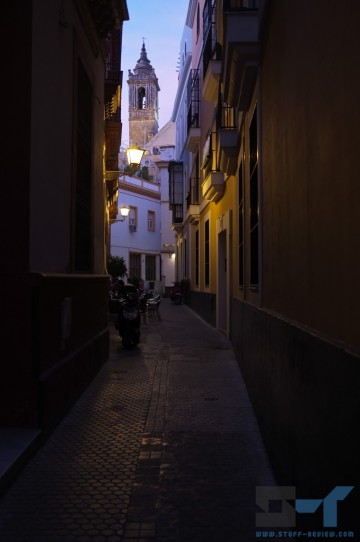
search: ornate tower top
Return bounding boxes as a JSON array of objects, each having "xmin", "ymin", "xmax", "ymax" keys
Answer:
[
  {"xmin": 134, "ymin": 41, "xmax": 154, "ymax": 72},
  {"xmin": 128, "ymin": 42, "xmax": 160, "ymax": 148}
]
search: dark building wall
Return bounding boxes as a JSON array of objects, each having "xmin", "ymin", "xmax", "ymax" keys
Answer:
[
  {"xmin": 0, "ymin": 0, "xmax": 127, "ymax": 430},
  {"xmin": 230, "ymin": 297, "xmax": 360, "ymax": 526},
  {"xmin": 228, "ymin": 0, "xmax": 360, "ymax": 525},
  {"xmin": 186, "ymin": 291, "xmax": 216, "ymax": 328},
  {"xmin": 261, "ymin": 0, "xmax": 360, "ymax": 349},
  {"xmin": 0, "ymin": 274, "xmax": 109, "ymax": 429},
  {"xmin": 2, "ymin": 4, "xmax": 32, "ymax": 273}
]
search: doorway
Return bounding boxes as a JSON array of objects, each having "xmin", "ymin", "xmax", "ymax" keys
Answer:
[{"xmin": 217, "ymin": 229, "xmax": 227, "ymax": 334}]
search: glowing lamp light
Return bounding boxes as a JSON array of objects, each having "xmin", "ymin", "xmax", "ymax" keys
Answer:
[
  {"xmin": 126, "ymin": 146, "xmax": 145, "ymax": 166},
  {"xmin": 119, "ymin": 204, "xmax": 130, "ymax": 220}
]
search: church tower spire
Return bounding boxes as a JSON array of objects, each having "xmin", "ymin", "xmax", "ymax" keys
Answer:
[{"xmin": 128, "ymin": 41, "xmax": 160, "ymax": 148}]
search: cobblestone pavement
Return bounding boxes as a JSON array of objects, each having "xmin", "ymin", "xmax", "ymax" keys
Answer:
[{"xmin": 0, "ymin": 300, "xmax": 278, "ymax": 542}]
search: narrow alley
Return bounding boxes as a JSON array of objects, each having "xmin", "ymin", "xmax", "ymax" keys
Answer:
[{"xmin": 0, "ymin": 300, "xmax": 276, "ymax": 542}]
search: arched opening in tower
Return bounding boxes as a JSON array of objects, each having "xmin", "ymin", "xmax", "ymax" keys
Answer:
[{"xmin": 138, "ymin": 87, "xmax": 146, "ymax": 109}]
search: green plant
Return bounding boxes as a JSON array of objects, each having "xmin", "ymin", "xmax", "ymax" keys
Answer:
[
  {"xmin": 107, "ymin": 255, "xmax": 127, "ymax": 279},
  {"xmin": 124, "ymin": 164, "xmax": 153, "ymax": 181},
  {"xmin": 139, "ymin": 166, "xmax": 153, "ymax": 180}
]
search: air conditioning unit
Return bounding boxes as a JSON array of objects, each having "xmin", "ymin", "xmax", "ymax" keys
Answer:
[{"xmin": 129, "ymin": 224, "xmax": 137, "ymax": 232}]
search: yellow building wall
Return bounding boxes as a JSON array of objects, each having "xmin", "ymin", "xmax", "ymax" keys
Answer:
[{"xmin": 261, "ymin": 0, "xmax": 360, "ymax": 349}]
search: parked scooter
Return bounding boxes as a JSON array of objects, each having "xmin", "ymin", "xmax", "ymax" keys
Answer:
[
  {"xmin": 169, "ymin": 281, "xmax": 182, "ymax": 304},
  {"xmin": 115, "ymin": 284, "xmax": 141, "ymax": 348}
]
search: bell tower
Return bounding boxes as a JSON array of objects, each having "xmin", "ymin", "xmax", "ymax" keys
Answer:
[{"xmin": 128, "ymin": 42, "xmax": 160, "ymax": 148}]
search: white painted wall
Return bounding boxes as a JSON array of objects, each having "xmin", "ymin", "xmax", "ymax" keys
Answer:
[
  {"xmin": 159, "ymin": 147, "xmax": 177, "ymax": 289},
  {"xmin": 110, "ymin": 175, "xmax": 161, "ymax": 285}
]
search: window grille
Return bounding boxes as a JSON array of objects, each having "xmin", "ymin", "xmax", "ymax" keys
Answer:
[{"xmin": 187, "ymin": 69, "xmax": 200, "ymax": 132}]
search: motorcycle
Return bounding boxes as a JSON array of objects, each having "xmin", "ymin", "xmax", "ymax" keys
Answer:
[
  {"xmin": 115, "ymin": 284, "xmax": 141, "ymax": 348},
  {"xmin": 169, "ymin": 281, "xmax": 182, "ymax": 304}
]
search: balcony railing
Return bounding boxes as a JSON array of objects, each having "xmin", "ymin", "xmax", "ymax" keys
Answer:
[
  {"xmin": 186, "ymin": 177, "xmax": 200, "ymax": 208},
  {"xmin": 217, "ymin": 106, "xmax": 239, "ymax": 176},
  {"xmin": 202, "ymin": 131, "xmax": 225, "ymax": 201},
  {"xmin": 203, "ymin": 0, "xmax": 216, "ymax": 36},
  {"xmin": 185, "ymin": 70, "xmax": 201, "ymax": 151},
  {"xmin": 105, "ymin": 63, "xmax": 122, "ymax": 83},
  {"xmin": 203, "ymin": 23, "xmax": 222, "ymax": 80},
  {"xmin": 172, "ymin": 204, "xmax": 183, "ymax": 224},
  {"xmin": 105, "ymin": 99, "xmax": 121, "ymax": 121},
  {"xmin": 218, "ymin": 105, "xmax": 236, "ymax": 129},
  {"xmin": 202, "ymin": 131, "xmax": 217, "ymax": 180},
  {"xmin": 168, "ymin": 161, "xmax": 184, "ymax": 226},
  {"xmin": 222, "ymin": 2, "xmax": 260, "ymax": 109},
  {"xmin": 187, "ymin": 69, "xmax": 200, "ymax": 132},
  {"xmin": 223, "ymin": 0, "xmax": 260, "ymax": 10}
]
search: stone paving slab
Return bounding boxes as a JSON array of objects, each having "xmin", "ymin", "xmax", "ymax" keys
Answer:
[{"xmin": 0, "ymin": 300, "xmax": 280, "ymax": 542}]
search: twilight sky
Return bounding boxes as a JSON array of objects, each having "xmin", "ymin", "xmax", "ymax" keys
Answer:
[{"xmin": 121, "ymin": 0, "xmax": 189, "ymax": 147}]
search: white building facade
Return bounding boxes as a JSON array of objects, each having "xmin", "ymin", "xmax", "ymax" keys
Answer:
[
  {"xmin": 110, "ymin": 174, "xmax": 162, "ymax": 290},
  {"xmin": 113, "ymin": 39, "xmax": 178, "ymax": 295},
  {"xmin": 111, "ymin": 127, "xmax": 177, "ymax": 295},
  {"xmin": 143, "ymin": 121, "xmax": 177, "ymax": 294}
]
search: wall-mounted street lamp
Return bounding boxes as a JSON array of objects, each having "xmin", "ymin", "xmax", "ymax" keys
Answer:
[
  {"xmin": 126, "ymin": 145, "xmax": 146, "ymax": 166},
  {"xmin": 109, "ymin": 204, "xmax": 130, "ymax": 224},
  {"xmin": 118, "ymin": 204, "xmax": 130, "ymax": 222},
  {"xmin": 107, "ymin": 145, "xmax": 145, "ymax": 223}
]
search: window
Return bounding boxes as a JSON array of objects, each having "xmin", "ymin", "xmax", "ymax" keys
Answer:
[
  {"xmin": 203, "ymin": 0, "xmax": 220, "ymax": 77},
  {"xmin": 187, "ymin": 69, "xmax": 200, "ymax": 132},
  {"xmin": 187, "ymin": 152, "xmax": 200, "ymax": 208},
  {"xmin": 205, "ymin": 219, "xmax": 210, "ymax": 286},
  {"xmin": 196, "ymin": 4, "xmax": 200, "ymax": 41},
  {"xmin": 147, "ymin": 210, "xmax": 155, "ymax": 231},
  {"xmin": 168, "ymin": 161, "xmax": 183, "ymax": 224},
  {"xmin": 129, "ymin": 253, "xmax": 141, "ymax": 280},
  {"xmin": 249, "ymin": 105, "xmax": 258, "ymax": 287},
  {"xmin": 202, "ymin": 131, "xmax": 217, "ymax": 180},
  {"xmin": 145, "ymin": 255, "xmax": 156, "ymax": 281},
  {"xmin": 238, "ymin": 161, "xmax": 244, "ymax": 288},
  {"xmin": 129, "ymin": 206, "xmax": 137, "ymax": 231}
]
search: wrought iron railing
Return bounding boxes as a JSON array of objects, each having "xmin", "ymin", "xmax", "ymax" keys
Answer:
[
  {"xmin": 187, "ymin": 69, "xmax": 200, "ymax": 132},
  {"xmin": 203, "ymin": 0, "xmax": 216, "ymax": 37},
  {"xmin": 202, "ymin": 132, "xmax": 218, "ymax": 179},
  {"xmin": 105, "ymin": 99, "xmax": 121, "ymax": 121},
  {"xmin": 217, "ymin": 105, "xmax": 237, "ymax": 129},
  {"xmin": 186, "ymin": 177, "xmax": 200, "ymax": 208},
  {"xmin": 223, "ymin": 0, "xmax": 260, "ymax": 10},
  {"xmin": 105, "ymin": 63, "xmax": 122, "ymax": 82},
  {"xmin": 203, "ymin": 22, "xmax": 222, "ymax": 79},
  {"xmin": 172, "ymin": 204, "xmax": 183, "ymax": 224}
]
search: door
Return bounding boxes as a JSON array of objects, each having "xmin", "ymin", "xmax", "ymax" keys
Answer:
[{"xmin": 217, "ymin": 229, "xmax": 227, "ymax": 334}]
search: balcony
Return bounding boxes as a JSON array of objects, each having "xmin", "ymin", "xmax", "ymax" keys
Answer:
[
  {"xmin": 171, "ymin": 204, "xmax": 183, "ymax": 231},
  {"xmin": 217, "ymin": 106, "xmax": 240, "ymax": 176},
  {"xmin": 218, "ymin": 130, "xmax": 239, "ymax": 175},
  {"xmin": 203, "ymin": 23, "xmax": 222, "ymax": 104},
  {"xmin": 186, "ymin": 70, "xmax": 201, "ymax": 152},
  {"xmin": 202, "ymin": 171, "xmax": 225, "ymax": 203},
  {"xmin": 105, "ymin": 120, "xmax": 121, "ymax": 171},
  {"xmin": 186, "ymin": 177, "xmax": 201, "ymax": 225},
  {"xmin": 168, "ymin": 161, "xmax": 184, "ymax": 228},
  {"xmin": 202, "ymin": 132, "xmax": 225, "ymax": 202},
  {"xmin": 222, "ymin": 6, "xmax": 260, "ymax": 109},
  {"xmin": 203, "ymin": 60, "xmax": 222, "ymax": 105},
  {"xmin": 105, "ymin": 64, "xmax": 123, "ymax": 85},
  {"xmin": 186, "ymin": 126, "xmax": 201, "ymax": 153}
]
